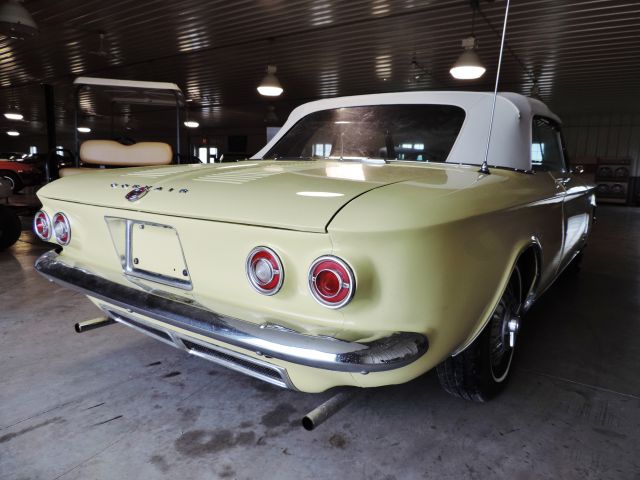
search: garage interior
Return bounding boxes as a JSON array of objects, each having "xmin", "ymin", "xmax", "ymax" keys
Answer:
[{"xmin": 1, "ymin": 1, "xmax": 639, "ymax": 479}]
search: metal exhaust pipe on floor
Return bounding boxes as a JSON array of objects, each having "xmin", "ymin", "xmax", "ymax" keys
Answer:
[
  {"xmin": 302, "ymin": 390, "xmax": 357, "ymax": 431},
  {"xmin": 74, "ymin": 316, "xmax": 116, "ymax": 333}
]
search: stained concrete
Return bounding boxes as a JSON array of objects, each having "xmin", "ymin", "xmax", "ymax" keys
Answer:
[{"xmin": 1, "ymin": 206, "xmax": 639, "ymax": 480}]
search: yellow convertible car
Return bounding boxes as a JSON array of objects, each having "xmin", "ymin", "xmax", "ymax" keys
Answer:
[{"xmin": 34, "ymin": 92, "xmax": 595, "ymax": 401}]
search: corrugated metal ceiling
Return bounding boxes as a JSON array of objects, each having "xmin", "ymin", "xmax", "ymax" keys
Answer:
[{"xmin": 0, "ymin": 0, "xmax": 638, "ymax": 137}]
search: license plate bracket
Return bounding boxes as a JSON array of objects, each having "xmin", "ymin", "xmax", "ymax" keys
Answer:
[{"xmin": 124, "ymin": 220, "xmax": 192, "ymax": 290}]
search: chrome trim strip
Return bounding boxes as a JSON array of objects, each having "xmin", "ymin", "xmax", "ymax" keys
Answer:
[
  {"xmin": 522, "ymin": 236, "xmax": 543, "ymax": 312},
  {"xmin": 109, "ymin": 310, "xmax": 178, "ymax": 348},
  {"xmin": 180, "ymin": 336, "xmax": 294, "ymax": 390},
  {"xmin": 532, "ymin": 247, "xmax": 582, "ymax": 302},
  {"xmin": 35, "ymin": 251, "xmax": 428, "ymax": 373},
  {"xmin": 391, "ymin": 160, "xmax": 536, "ymax": 175},
  {"xmin": 105, "ymin": 307, "xmax": 294, "ymax": 389},
  {"xmin": 124, "ymin": 218, "xmax": 132, "ymax": 270}
]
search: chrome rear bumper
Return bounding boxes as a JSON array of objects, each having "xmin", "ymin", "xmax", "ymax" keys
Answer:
[{"xmin": 35, "ymin": 251, "xmax": 428, "ymax": 374}]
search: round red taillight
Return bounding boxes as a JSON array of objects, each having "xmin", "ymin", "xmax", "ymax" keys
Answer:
[
  {"xmin": 246, "ymin": 247, "xmax": 284, "ymax": 295},
  {"xmin": 308, "ymin": 256, "xmax": 355, "ymax": 308},
  {"xmin": 33, "ymin": 211, "xmax": 51, "ymax": 240},
  {"xmin": 52, "ymin": 212, "xmax": 71, "ymax": 245}
]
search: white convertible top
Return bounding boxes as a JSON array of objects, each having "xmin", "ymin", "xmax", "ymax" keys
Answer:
[{"xmin": 253, "ymin": 91, "xmax": 561, "ymax": 171}]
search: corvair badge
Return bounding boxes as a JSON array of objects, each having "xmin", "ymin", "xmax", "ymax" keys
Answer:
[
  {"xmin": 125, "ymin": 186, "xmax": 150, "ymax": 202},
  {"xmin": 110, "ymin": 183, "xmax": 189, "ymax": 195}
]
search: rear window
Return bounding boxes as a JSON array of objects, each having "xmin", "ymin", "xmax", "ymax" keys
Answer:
[{"xmin": 264, "ymin": 104, "xmax": 465, "ymax": 163}]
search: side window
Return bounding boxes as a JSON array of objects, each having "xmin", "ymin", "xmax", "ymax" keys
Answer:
[{"xmin": 531, "ymin": 117, "xmax": 566, "ymax": 172}]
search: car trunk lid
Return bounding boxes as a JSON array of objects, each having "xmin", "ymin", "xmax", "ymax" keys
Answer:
[{"xmin": 37, "ymin": 160, "xmax": 467, "ymax": 232}]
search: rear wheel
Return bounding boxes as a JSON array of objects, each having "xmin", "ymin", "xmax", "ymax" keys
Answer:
[
  {"xmin": 0, "ymin": 205, "xmax": 21, "ymax": 249},
  {"xmin": 437, "ymin": 267, "xmax": 522, "ymax": 402}
]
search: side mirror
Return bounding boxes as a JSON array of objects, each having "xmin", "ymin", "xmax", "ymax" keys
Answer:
[{"xmin": 571, "ymin": 164, "xmax": 584, "ymax": 175}]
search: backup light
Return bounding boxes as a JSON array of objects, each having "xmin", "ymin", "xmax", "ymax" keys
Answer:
[
  {"xmin": 33, "ymin": 211, "xmax": 51, "ymax": 240},
  {"xmin": 308, "ymin": 256, "xmax": 355, "ymax": 309},
  {"xmin": 52, "ymin": 212, "xmax": 71, "ymax": 245},
  {"xmin": 246, "ymin": 247, "xmax": 284, "ymax": 295}
]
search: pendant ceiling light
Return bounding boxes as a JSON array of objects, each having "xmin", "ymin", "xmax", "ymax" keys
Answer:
[
  {"xmin": 4, "ymin": 107, "xmax": 22, "ymax": 120},
  {"xmin": 257, "ymin": 65, "xmax": 283, "ymax": 97},
  {"xmin": 183, "ymin": 106, "xmax": 199, "ymax": 128},
  {"xmin": 0, "ymin": 0, "xmax": 38, "ymax": 39},
  {"xmin": 450, "ymin": 36, "xmax": 486, "ymax": 80},
  {"xmin": 450, "ymin": 2, "xmax": 485, "ymax": 80},
  {"xmin": 529, "ymin": 82, "xmax": 543, "ymax": 101}
]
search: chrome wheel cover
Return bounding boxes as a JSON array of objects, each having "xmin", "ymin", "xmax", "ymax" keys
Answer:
[
  {"xmin": 489, "ymin": 271, "xmax": 521, "ymax": 383},
  {"xmin": 2, "ymin": 175, "xmax": 15, "ymax": 191}
]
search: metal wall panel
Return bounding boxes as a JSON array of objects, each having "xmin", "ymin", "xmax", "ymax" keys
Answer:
[
  {"xmin": 0, "ymin": 0, "xmax": 638, "ymax": 139},
  {"xmin": 564, "ymin": 113, "xmax": 640, "ymax": 176}
]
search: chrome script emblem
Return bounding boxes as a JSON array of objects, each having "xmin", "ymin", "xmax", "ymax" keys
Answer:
[
  {"xmin": 125, "ymin": 186, "xmax": 149, "ymax": 202},
  {"xmin": 111, "ymin": 183, "xmax": 189, "ymax": 194}
]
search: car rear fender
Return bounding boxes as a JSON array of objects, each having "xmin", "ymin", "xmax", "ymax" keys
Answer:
[{"xmin": 451, "ymin": 237, "xmax": 542, "ymax": 355}]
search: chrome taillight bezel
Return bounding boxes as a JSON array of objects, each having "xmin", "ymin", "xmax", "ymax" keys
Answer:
[
  {"xmin": 246, "ymin": 246, "xmax": 284, "ymax": 295},
  {"xmin": 52, "ymin": 212, "xmax": 71, "ymax": 245},
  {"xmin": 33, "ymin": 210, "xmax": 51, "ymax": 241},
  {"xmin": 308, "ymin": 255, "xmax": 356, "ymax": 309}
]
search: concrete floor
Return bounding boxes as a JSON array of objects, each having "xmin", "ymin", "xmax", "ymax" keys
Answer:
[{"xmin": 1, "ymin": 206, "xmax": 639, "ymax": 480}]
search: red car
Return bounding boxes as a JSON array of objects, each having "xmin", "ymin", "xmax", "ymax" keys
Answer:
[{"xmin": 0, "ymin": 153, "xmax": 42, "ymax": 193}]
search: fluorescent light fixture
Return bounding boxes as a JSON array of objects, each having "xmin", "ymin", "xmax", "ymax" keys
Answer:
[
  {"xmin": 77, "ymin": 126, "xmax": 91, "ymax": 133},
  {"xmin": 4, "ymin": 111, "xmax": 23, "ymax": 120},
  {"xmin": 257, "ymin": 65, "xmax": 283, "ymax": 97},
  {"xmin": 334, "ymin": 121, "xmax": 351, "ymax": 124},
  {"xmin": 0, "ymin": 0, "xmax": 38, "ymax": 39},
  {"xmin": 6, "ymin": 130, "xmax": 19, "ymax": 136},
  {"xmin": 184, "ymin": 120, "xmax": 199, "ymax": 128},
  {"xmin": 450, "ymin": 36, "xmax": 486, "ymax": 80}
]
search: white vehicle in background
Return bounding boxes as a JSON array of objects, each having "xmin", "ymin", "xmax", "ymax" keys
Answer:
[{"xmin": 0, "ymin": 177, "xmax": 21, "ymax": 249}]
